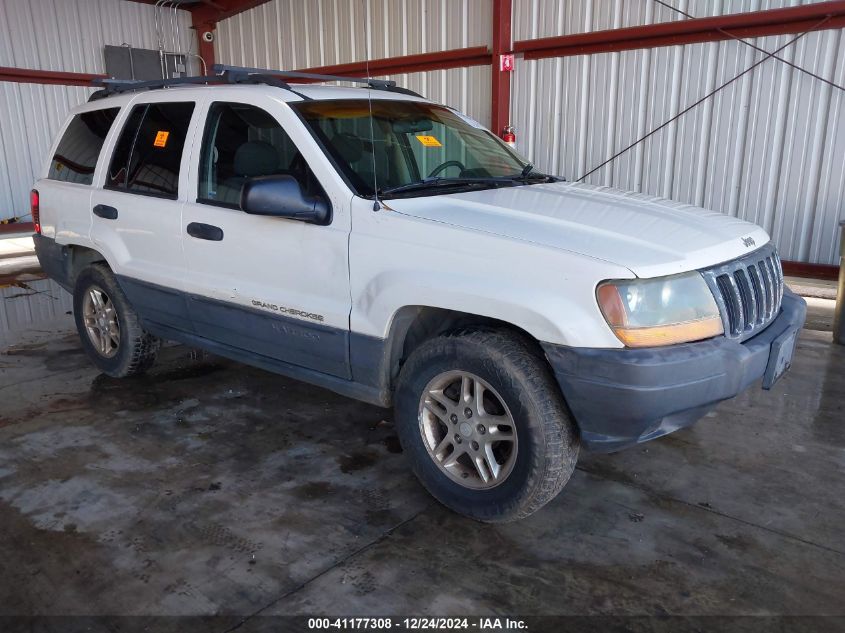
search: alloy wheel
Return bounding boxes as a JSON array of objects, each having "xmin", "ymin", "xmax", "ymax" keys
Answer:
[
  {"xmin": 418, "ymin": 370, "xmax": 518, "ymax": 489},
  {"xmin": 82, "ymin": 285, "xmax": 120, "ymax": 358}
]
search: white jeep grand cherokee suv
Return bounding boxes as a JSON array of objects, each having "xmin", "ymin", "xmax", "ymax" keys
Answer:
[{"xmin": 32, "ymin": 68, "xmax": 806, "ymax": 522}]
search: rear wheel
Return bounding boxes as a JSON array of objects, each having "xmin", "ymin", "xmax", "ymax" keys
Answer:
[
  {"xmin": 73, "ymin": 264, "xmax": 160, "ymax": 377},
  {"xmin": 394, "ymin": 328, "xmax": 579, "ymax": 522}
]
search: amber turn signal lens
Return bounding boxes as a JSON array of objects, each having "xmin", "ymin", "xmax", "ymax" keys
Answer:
[
  {"xmin": 612, "ymin": 317, "xmax": 725, "ymax": 347},
  {"xmin": 596, "ymin": 284, "xmax": 627, "ymax": 327}
]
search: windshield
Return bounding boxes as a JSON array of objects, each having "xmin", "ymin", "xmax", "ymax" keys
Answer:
[{"xmin": 293, "ymin": 99, "xmax": 543, "ymax": 198}]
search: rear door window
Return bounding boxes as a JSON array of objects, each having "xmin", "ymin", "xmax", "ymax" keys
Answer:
[
  {"xmin": 47, "ymin": 108, "xmax": 119, "ymax": 185},
  {"xmin": 106, "ymin": 102, "xmax": 195, "ymax": 198}
]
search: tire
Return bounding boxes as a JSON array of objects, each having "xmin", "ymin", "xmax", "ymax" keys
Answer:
[
  {"xmin": 394, "ymin": 328, "xmax": 579, "ymax": 522},
  {"xmin": 73, "ymin": 264, "xmax": 160, "ymax": 377}
]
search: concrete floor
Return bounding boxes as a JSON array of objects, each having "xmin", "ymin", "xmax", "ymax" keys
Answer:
[{"xmin": 1, "ymin": 275, "xmax": 844, "ymax": 626}]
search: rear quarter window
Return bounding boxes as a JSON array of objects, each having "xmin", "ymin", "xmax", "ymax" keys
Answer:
[{"xmin": 47, "ymin": 108, "xmax": 119, "ymax": 185}]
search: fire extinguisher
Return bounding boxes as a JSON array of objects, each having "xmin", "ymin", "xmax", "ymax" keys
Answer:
[{"xmin": 502, "ymin": 125, "xmax": 516, "ymax": 149}]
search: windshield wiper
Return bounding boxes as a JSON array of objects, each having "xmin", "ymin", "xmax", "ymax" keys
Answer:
[
  {"xmin": 377, "ymin": 176, "xmax": 517, "ymax": 197},
  {"xmin": 511, "ymin": 163, "xmax": 558, "ymax": 183}
]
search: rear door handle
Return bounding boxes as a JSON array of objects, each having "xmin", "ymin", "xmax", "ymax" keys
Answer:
[
  {"xmin": 187, "ymin": 222, "xmax": 224, "ymax": 241},
  {"xmin": 93, "ymin": 204, "xmax": 118, "ymax": 220}
]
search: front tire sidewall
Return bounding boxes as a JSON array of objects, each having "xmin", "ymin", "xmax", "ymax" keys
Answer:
[{"xmin": 395, "ymin": 335, "xmax": 575, "ymax": 522}]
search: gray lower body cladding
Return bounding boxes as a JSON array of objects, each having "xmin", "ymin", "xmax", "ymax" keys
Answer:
[{"xmin": 542, "ymin": 290, "xmax": 807, "ymax": 453}]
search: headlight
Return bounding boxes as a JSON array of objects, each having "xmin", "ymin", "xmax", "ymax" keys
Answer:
[{"xmin": 596, "ymin": 272, "xmax": 723, "ymax": 347}]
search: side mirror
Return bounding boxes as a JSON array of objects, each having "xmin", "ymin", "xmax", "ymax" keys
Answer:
[{"xmin": 241, "ymin": 175, "xmax": 331, "ymax": 224}]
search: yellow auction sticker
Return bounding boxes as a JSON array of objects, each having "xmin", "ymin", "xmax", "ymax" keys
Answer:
[
  {"xmin": 415, "ymin": 135, "xmax": 442, "ymax": 147},
  {"xmin": 153, "ymin": 131, "xmax": 170, "ymax": 147}
]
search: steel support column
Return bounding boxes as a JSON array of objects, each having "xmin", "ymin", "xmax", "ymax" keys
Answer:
[
  {"xmin": 191, "ymin": 13, "xmax": 216, "ymax": 75},
  {"xmin": 491, "ymin": 0, "xmax": 513, "ymax": 139}
]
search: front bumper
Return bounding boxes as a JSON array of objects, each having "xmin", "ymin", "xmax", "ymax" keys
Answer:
[{"xmin": 542, "ymin": 290, "xmax": 807, "ymax": 453}]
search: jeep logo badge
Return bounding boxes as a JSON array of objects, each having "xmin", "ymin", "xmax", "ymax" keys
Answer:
[{"xmin": 742, "ymin": 236, "xmax": 756, "ymax": 248}]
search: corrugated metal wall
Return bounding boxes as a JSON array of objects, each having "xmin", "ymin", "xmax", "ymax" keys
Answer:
[
  {"xmin": 512, "ymin": 0, "xmax": 845, "ymax": 264},
  {"xmin": 216, "ymin": 0, "xmax": 493, "ymax": 127},
  {"xmin": 0, "ymin": 0, "xmax": 194, "ymax": 223}
]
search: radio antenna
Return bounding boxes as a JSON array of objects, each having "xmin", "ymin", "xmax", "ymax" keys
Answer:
[{"xmin": 364, "ymin": 0, "xmax": 380, "ymax": 211}]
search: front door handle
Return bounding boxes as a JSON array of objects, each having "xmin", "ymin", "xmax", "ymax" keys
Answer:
[
  {"xmin": 93, "ymin": 204, "xmax": 118, "ymax": 220},
  {"xmin": 187, "ymin": 222, "xmax": 224, "ymax": 241}
]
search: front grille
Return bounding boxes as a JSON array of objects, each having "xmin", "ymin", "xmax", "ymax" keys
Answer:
[{"xmin": 700, "ymin": 243, "xmax": 783, "ymax": 341}]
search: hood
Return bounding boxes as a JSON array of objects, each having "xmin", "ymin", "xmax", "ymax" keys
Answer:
[{"xmin": 386, "ymin": 182, "xmax": 770, "ymax": 278}]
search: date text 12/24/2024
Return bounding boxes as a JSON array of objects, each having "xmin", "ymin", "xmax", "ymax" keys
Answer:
[{"xmin": 307, "ymin": 617, "xmax": 528, "ymax": 630}]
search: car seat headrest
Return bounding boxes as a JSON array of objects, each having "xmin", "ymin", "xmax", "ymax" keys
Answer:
[{"xmin": 233, "ymin": 141, "xmax": 278, "ymax": 177}]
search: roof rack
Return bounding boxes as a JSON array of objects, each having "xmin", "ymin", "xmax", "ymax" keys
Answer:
[
  {"xmin": 89, "ymin": 69, "xmax": 296, "ymax": 101},
  {"xmin": 214, "ymin": 64, "xmax": 395, "ymax": 88},
  {"xmin": 88, "ymin": 64, "xmax": 423, "ymax": 101},
  {"xmin": 213, "ymin": 64, "xmax": 424, "ymax": 98}
]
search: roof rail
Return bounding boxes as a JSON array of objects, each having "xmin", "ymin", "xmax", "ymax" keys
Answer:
[
  {"xmin": 213, "ymin": 64, "xmax": 395, "ymax": 88},
  {"xmin": 213, "ymin": 64, "xmax": 424, "ymax": 98},
  {"xmin": 90, "ymin": 74, "xmax": 222, "ymax": 96},
  {"xmin": 87, "ymin": 64, "xmax": 423, "ymax": 101},
  {"xmin": 88, "ymin": 70, "xmax": 301, "ymax": 101}
]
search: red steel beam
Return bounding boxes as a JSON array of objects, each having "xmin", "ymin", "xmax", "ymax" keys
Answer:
[
  {"xmin": 0, "ymin": 66, "xmax": 105, "ymax": 86},
  {"xmin": 128, "ymin": 0, "xmax": 272, "ymax": 23},
  {"xmin": 296, "ymin": 46, "xmax": 491, "ymax": 79},
  {"xmin": 514, "ymin": 0, "xmax": 845, "ymax": 59},
  {"xmin": 491, "ymin": 0, "xmax": 512, "ymax": 138},
  {"xmin": 0, "ymin": 222, "xmax": 35, "ymax": 235},
  {"xmin": 782, "ymin": 260, "xmax": 840, "ymax": 281},
  {"xmin": 186, "ymin": 0, "xmax": 272, "ymax": 23}
]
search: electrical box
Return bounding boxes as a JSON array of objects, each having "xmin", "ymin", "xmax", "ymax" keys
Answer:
[{"xmin": 104, "ymin": 45, "xmax": 188, "ymax": 81}]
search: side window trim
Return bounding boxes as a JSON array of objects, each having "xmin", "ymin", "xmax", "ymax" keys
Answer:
[
  {"xmin": 104, "ymin": 104, "xmax": 148, "ymax": 192},
  {"xmin": 196, "ymin": 100, "xmax": 230, "ymax": 208}
]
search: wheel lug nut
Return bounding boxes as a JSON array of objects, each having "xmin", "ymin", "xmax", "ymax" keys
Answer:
[
  {"xmin": 464, "ymin": 408, "xmax": 472, "ymax": 418},
  {"xmin": 454, "ymin": 434, "xmax": 462, "ymax": 444},
  {"xmin": 477, "ymin": 425, "xmax": 486, "ymax": 434},
  {"xmin": 471, "ymin": 441, "xmax": 479, "ymax": 451},
  {"xmin": 450, "ymin": 414, "xmax": 458, "ymax": 423}
]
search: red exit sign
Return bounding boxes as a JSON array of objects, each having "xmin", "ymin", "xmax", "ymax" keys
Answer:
[{"xmin": 499, "ymin": 54, "xmax": 515, "ymax": 72}]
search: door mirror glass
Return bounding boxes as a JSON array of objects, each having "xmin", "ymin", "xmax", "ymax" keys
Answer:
[{"xmin": 241, "ymin": 175, "xmax": 330, "ymax": 224}]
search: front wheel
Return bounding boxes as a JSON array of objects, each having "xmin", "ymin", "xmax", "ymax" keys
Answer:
[
  {"xmin": 394, "ymin": 329, "xmax": 579, "ymax": 522},
  {"xmin": 73, "ymin": 264, "xmax": 160, "ymax": 377}
]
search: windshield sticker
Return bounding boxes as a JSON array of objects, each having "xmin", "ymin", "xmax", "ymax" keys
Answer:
[
  {"xmin": 153, "ymin": 131, "xmax": 170, "ymax": 148},
  {"xmin": 416, "ymin": 135, "xmax": 442, "ymax": 147}
]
